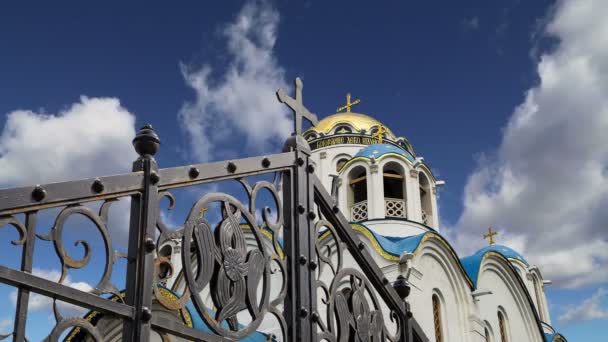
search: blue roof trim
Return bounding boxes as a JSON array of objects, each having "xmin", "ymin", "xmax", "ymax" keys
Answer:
[
  {"xmin": 353, "ymin": 143, "xmax": 415, "ymax": 162},
  {"xmin": 348, "ymin": 223, "xmax": 475, "ymax": 288},
  {"xmin": 460, "ymin": 245, "xmax": 529, "ymax": 288},
  {"xmin": 366, "ymin": 229, "xmax": 428, "ymax": 257}
]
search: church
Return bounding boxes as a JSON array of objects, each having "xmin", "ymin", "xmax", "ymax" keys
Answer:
[
  {"xmin": 63, "ymin": 93, "xmax": 568, "ymax": 342},
  {"xmin": 300, "ymin": 95, "xmax": 567, "ymax": 342}
]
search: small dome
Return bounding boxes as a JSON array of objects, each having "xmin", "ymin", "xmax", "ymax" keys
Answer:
[
  {"xmin": 353, "ymin": 144, "xmax": 415, "ymax": 162},
  {"xmin": 461, "ymin": 244, "xmax": 529, "ymax": 287},
  {"xmin": 305, "ymin": 112, "xmax": 396, "ymax": 137}
]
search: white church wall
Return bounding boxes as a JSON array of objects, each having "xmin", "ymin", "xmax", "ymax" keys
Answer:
[
  {"xmin": 407, "ymin": 239, "xmax": 477, "ymax": 342},
  {"xmin": 476, "ymin": 256, "xmax": 544, "ymax": 342}
]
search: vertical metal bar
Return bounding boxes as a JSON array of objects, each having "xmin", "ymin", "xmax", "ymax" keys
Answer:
[
  {"xmin": 13, "ymin": 211, "xmax": 37, "ymax": 342},
  {"xmin": 122, "ymin": 125, "xmax": 160, "ymax": 342},
  {"xmin": 281, "ymin": 167, "xmax": 296, "ymax": 341},
  {"xmin": 305, "ymin": 153, "xmax": 318, "ymax": 341},
  {"xmin": 282, "ymin": 135, "xmax": 316, "ymax": 342}
]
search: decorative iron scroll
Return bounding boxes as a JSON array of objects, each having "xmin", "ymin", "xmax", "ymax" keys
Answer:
[
  {"xmin": 314, "ymin": 220, "xmax": 401, "ymax": 342},
  {"xmin": 177, "ymin": 180, "xmax": 287, "ymax": 339}
]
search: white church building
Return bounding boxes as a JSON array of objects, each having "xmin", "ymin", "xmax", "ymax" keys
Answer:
[{"xmin": 300, "ymin": 102, "xmax": 567, "ymax": 342}]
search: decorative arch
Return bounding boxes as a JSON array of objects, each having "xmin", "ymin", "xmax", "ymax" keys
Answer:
[
  {"xmin": 498, "ymin": 306, "xmax": 510, "ymax": 342},
  {"xmin": 477, "ymin": 254, "xmax": 545, "ymax": 342},
  {"xmin": 484, "ymin": 320, "xmax": 494, "ymax": 342},
  {"xmin": 530, "ymin": 272, "xmax": 547, "ymax": 322},
  {"xmin": 382, "ymin": 161, "xmax": 407, "ymax": 219},
  {"xmin": 332, "ymin": 153, "xmax": 352, "ymax": 173},
  {"xmin": 414, "ymin": 239, "xmax": 474, "ymax": 341},
  {"xmin": 347, "ymin": 165, "xmax": 368, "ymax": 221},
  {"xmin": 432, "ymin": 290, "xmax": 446, "ymax": 342}
]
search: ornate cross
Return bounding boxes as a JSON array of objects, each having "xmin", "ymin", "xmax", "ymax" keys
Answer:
[
  {"xmin": 276, "ymin": 77, "xmax": 318, "ymax": 135},
  {"xmin": 483, "ymin": 227, "xmax": 498, "ymax": 245},
  {"xmin": 372, "ymin": 125, "xmax": 389, "ymax": 144},
  {"xmin": 337, "ymin": 93, "xmax": 361, "ymax": 113}
]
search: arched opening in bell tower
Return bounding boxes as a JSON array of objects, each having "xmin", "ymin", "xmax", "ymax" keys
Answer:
[
  {"xmin": 419, "ymin": 172, "xmax": 433, "ymax": 225},
  {"xmin": 383, "ymin": 162, "xmax": 407, "ymax": 218},
  {"xmin": 348, "ymin": 166, "xmax": 368, "ymax": 221}
]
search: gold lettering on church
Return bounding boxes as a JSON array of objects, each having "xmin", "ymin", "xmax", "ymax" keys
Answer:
[{"xmin": 312, "ymin": 135, "xmax": 383, "ymax": 150}]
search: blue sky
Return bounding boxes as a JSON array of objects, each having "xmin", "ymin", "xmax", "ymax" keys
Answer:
[{"xmin": 1, "ymin": 0, "xmax": 607, "ymax": 341}]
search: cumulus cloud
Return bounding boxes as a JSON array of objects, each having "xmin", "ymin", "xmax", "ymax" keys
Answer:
[
  {"xmin": 9, "ymin": 268, "xmax": 93, "ymax": 317},
  {"xmin": 0, "ymin": 96, "xmax": 137, "ymax": 242},
  {"xmin": 0, "ymin": 318, "xmax": 11, "ymax": 335},
  {"xmin": 178, "ymin": 0, "xmax": 291, "ymax": 162},
  {"xmin": 0, "ymin": 96, "xmax": 137, "ymax": 186},
  {"xmin": 452, "ymin": 0, "xmax": 608, "ymax": 288},
  {"xmin": 559, "ymin": 288, "xmax": 608, "ymax": 324}
]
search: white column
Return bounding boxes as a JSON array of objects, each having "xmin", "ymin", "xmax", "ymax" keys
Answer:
[
  {"xmin": 408, "ymin": 169, "xmax": 422, "ymax": 222},
  {"xmin": 368, "ymin": 163, "xmax": 384, "ymax": 219},
  {"xmin": 431, "ymin": 186, "xmax": 440, "ymax": 229},
  {"xmin": 339, "ymin": 174, "xmax": 349, "ymax": 218}
]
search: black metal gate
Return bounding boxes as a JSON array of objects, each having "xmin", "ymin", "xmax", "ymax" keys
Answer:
[{"xmin": 0, "ymin": 84, "xmax": 410, "ymax": 342}]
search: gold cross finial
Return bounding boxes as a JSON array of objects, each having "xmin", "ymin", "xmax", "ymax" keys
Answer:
[
  {"xmin": 199, "ymin": 207, "xmax": 209, "ymax": 220},
  {"xmin": 483, "ymin": 227, "xmax": 498, "ymax": 245},
  {"xmin": 337, "ymin": 93, "xmax": 361, "ymax": 113},
  {"xmin": 371, "ymin": 125, "xmax": 389, "ymax": 144}
]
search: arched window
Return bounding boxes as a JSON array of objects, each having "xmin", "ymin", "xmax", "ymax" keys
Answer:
[
  {"xmin": 383, "ymin": 162, "xmax": 407, "ymax": 218},
  {"xmin": 348, "ymin": 166, "xmax": 368, "ymax": 221},
  {"xmin": 418, "ymin": 172, "xmax": 433, "ymax": 225},
  {"xmin": 336, "ymin": 158, "xmax": 349, "ymax": 172},
  {"xmin": 432, "ymin": 294, "xmax": 444, "ymax": 342},
  {"xmin": 498, "ymin": 310, "xmax": 508, "ymax": 342},
  {"xmin": 485, "ymin": 327, "xmax": 491, "ymax": 342}
]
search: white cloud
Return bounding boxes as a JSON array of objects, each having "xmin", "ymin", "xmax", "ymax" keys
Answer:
[
  {"xmin": 452, "ymin": 0, "xmax": 608, "ymax": 288},
  {"xmin": 0, "ymin": 96, "xmax": 138, "ymax": 243},
  {"xmin": 0, "ymin": 318, "xmax": 11, "ymax": 335},
  {"xmin": 559, "ymin": 288, "xmax": 608, "ymax": 324},
  {"xmin": 9, "ymin": 268, "xmax": 93, "ymax": 317},
  {"xmin": 178, "ymin": 0, "xmax": 291, "ymax": 162},
  {"xmin": 0, "ymin": 96, "xmax": 137, "ymax": 186}
]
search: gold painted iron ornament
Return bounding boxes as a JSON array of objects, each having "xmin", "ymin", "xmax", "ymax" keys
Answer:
[
  {"xmin": 372, "ymin": 125, "xmax": 389, "ymax": 144},
  {"xmin": 483, "ymin": 226, "xmax": 498, "ymax": 245},
  {"xmin": 200, "ymin": 207, "xmax": 209, "ymax": 219}
]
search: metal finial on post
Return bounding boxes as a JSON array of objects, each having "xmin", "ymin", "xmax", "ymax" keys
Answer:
[
  {"xmin": 276, "ymin": 77, "xmax": 319, "ymax": 136},
  {"xmin": 133, "ymin": 124, "xmax": 160, "ymax": 157},
  {"xmin": 393, "ymin": 275, "xmax": 411, "ymax": 300}
]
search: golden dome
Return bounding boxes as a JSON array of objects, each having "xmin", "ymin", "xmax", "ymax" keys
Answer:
[{"xmin": 305, "ymin": 112, "xmax": 396, "ymax": 138}]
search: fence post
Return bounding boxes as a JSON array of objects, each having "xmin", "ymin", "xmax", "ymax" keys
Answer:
[
  {"xmin": 282, "ymin": 135, "xmax": 317, "ymax": 341},
  {"xmin": 122, "ymin": 124, "xmax": 160, "ymax": 341}
]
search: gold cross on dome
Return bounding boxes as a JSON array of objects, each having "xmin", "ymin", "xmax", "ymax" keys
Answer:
[
  {"xmin": 337, "ymin": 93, "xmax": 361, "ymax": 113},
  {"xmin": 372, "ymin": 125, "xmax": 389, "ymax": 144},
  {"xmin": 483, "ymin": 227, "xmax": 498, "ymax": 245}
]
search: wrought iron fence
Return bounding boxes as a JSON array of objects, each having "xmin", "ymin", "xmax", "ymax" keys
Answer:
[
  {"xmin": 0, "ymin": 77, "xmax": 412, "ymax": 341},
  {"xmin": 0, "ymin": 125, "xmax": 411, "ymax": 341}
]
